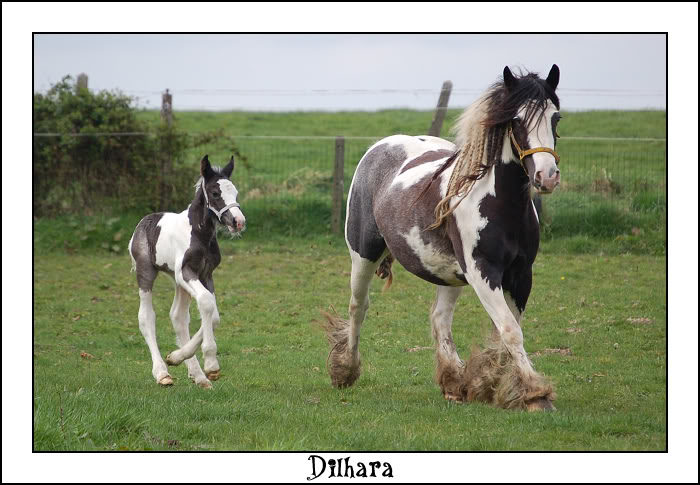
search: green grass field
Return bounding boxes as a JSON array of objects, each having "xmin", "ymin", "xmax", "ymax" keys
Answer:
[
  {"xmin": 33, "ymin": 236, "xmax": 666, "ymax": 451},
  {"xmin": 34, "ymin": 109, "xmax": 667, "ymax": 451}
]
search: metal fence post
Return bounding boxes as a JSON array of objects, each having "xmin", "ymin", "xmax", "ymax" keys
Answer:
[
  {"xmin": 332, "ymin": 136, "xmax": 345, "ymax": 235},
  {"xmin": 428, "ymin": 80, "xmax": 452, "ymax": 137}
]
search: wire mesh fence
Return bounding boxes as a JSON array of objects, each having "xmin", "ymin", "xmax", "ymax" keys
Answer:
[
  {"xmin": 32, "ymin": 132, "xmax": 667, "ymax": 237},
  {"xmin": 188, "ymin": 134, "xmax": 668, "ymax": 235}
]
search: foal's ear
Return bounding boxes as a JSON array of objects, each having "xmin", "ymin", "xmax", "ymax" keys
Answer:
[
  {"xmin": 200, "ymin": 155, "xmax": 216, "ymax": 179},
  {"xmin": 503, "ymin": 66, "xmax": 518, "ymax": 90},
  {"xmin": 546, "ymin": 64, "xmax": 560, "ymax": 90},
  {"xmin": 222, "ymin": 156, "xmax": 234, "ymax": 178}
]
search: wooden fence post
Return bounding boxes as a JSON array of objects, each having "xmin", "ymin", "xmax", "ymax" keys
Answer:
[
  {"xmin": 428, "ymin": 80, "xmax": 452, "ymax": 137},
  {"xmin": 159, "ymin": 89, "xmax": 174, "ymax": 210},
  {"xmin": 76, "ymin": 73, "xmax": 88, "ymax": 90},
  {"xmin": 161, "ymin": 89, "xmax": 173, "ymax": 127},
  {"xmin": 332, "ymin": 136, "xmax": 345, "ymax": 235}
]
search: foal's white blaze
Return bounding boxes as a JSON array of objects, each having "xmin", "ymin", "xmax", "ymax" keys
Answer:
[
  {"xmin": 402, "ymin": 226, "xmax": 465, "ymax": 285},
  {"xmin": 217, "ymin": 179, "xmax": 245, "ymax": 230},
  {"xmin": 155, "ymin": 210, "xmax": 193, "ymax": 271}
]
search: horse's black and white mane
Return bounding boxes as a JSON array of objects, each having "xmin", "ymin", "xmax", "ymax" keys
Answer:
[{"xmin": 429, "ymin": 68, "xmax": 561, "ymax": 228}]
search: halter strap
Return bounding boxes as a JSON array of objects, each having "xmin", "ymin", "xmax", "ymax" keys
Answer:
[
  {"xmin": 200, "ymin": 180, "xmax": 240, "ymax": 222},
  {"xmin": 507, "ymin": 123, "xmax": 560, "ymax": 174}
]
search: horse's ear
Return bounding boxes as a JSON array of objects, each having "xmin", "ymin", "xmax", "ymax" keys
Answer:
[
  {"xmin": 200, "ymin": 155, "xmax": 215, "ymax": 179},
  {"xmin": 222, "ymin": 156, "xmax": 234, "ymax": 178},
  {"xmin": 504, "ymin": 66, "xmax": 517, "ymax": 90},
  {"xmin": 546, "ymin": 64, "xmax": 560, "ymax": 90}
]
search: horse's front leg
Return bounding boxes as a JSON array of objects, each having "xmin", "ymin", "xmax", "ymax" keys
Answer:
[
  {"xmin": 169, "ymin": 285, "xmax": 211, "ymax": 389},
  {"xmin": 166, "ymin": 271, "xmax": 220, "ymax": 381},
  {"xmin": 430, "ymin": 286, "xmax": 466, "ymax": 401},
  {"xmin": 465, "ymin": 269, "xmax": 555, "ymax": 411}
]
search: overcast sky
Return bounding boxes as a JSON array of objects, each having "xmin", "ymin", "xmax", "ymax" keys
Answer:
[{"xmin": 33, "ymin": 33, "xmax": 666, "ymax": 112}]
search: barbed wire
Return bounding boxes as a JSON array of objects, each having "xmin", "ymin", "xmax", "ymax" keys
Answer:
[
  {"xmin": 34, "ymin": 87, "xmax": 666, "ymax": 97},
  {"xmin": 32, "ymin": 132, "xmax": 667, "ymax": 142}
]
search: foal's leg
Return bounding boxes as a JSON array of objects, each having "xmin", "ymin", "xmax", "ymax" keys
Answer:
[
  {"xmin": 464, "ymin": 271, "xmax": 555, "ymax": 410},
  {"xmin": 166, "ymin": 277, "xmax": 220, "ymax": 381},
  {"xmin": 138, "ymin": 289, "xmax": 173, "ymax": 386},
  {"xmin": 323, "ymin": 249, "xmax": 385, "ymax": 388},
  {"xmin": 430, "ymin": 286, "xmax": 465, "ymax": 401},
  {"xmin": 169, "ymin": 285, "xmax": 211, "ymax": 389}
]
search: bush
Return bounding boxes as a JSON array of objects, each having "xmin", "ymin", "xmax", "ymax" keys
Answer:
[{"xmin": 32, "ymin": 76, "xmax": 210, "ymax": 216}]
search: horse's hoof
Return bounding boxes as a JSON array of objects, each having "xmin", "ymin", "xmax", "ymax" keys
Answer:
[
  {"xmin": 526, "ymin": 398, "xmax": 556, "ymax": 412},
  {"xmin": 443, "ymin": 391, "xmax": 464, "ymax": 403},
  {"xmin": 197, "ymin": 379, "xmax": 213, "ymax": 389},
  {"xmin": 165, "ymin": 353, "xmax": 182, "ymax": 366},
  {"xmin": 206, "ymin": 370, "xmax": 220, "ymax": 381},
  {"xmin": 158, "ymin": 375, "xmax": 174, "ymax": 386}
]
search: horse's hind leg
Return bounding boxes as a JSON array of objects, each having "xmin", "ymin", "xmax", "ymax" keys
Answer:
[
  {"xmin": 430, "ymin": 286, "xmax": 466, "ymax": 401},
  {"xmin": 323, "ymin": 248, "xmax": 386, "ymax": 388},
  {"xmin": 169, "ymin": 285, "xmax": 211, "ymax": 389},
  {"xmin": 138, "ymin": 288, "xmax": 173, "ymax": 386}
]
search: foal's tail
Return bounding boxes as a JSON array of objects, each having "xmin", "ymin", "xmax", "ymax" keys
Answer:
[{"xmin": 375, "ymin": 253, "xmax": 394, "ymax": 291}]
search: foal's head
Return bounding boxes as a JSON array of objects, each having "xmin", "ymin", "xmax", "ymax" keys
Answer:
[{"xmin": 198, "ymin": 155, "xmax": 246, "ymax": 235}]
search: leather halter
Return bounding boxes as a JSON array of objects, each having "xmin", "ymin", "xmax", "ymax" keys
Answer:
[
  {"xmin": 507, "ymin": 123, "xmax": 560, "ymax": 175},
  {"xmin": 200, "ymin": 180, "xmax": 240, "ymax": 222}
]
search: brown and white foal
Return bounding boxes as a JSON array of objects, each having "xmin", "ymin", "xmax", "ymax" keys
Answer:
[{"xmin": 128, "ymin": 155, "xmax": 245, "ymax": 388}]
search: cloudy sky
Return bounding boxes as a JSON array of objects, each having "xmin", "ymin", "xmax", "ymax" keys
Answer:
[{"xmin": 33, "ymin": 33, "xmax": 666, "ymax": 111}]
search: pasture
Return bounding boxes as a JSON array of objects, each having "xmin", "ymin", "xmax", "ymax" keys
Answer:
[
  {"xmin": 33, "ymin": 108, "xmax": 667, "ymax": 451},
  {"xmin": 33, "ymin": 237, "xmax": 666, "ymax": 451}
]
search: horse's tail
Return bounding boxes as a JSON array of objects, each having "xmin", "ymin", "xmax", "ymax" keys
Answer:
[
  {"xmin": 127, "ymin": 233, "xmax": 137, "ymax": 273},
  {"xmin": 375, "ymin": 253, "xmax": 394, "ymax": 291}
]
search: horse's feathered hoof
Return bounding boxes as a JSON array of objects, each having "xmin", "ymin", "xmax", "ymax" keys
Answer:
[
  {"xmin": 206, "ymin": 370, "xmax": 220, "ymax": 381},
  {"xmin": 526, "ymin": 398, "xmax": 556, "ymax": 412}
]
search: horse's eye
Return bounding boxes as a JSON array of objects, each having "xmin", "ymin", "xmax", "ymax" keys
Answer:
[
  {"xmin": 212, "ymin": 192, "xmax": 220, "ymax": 198},
  {"xmin": 512, "ymin": 116, "xmax": 520, "ymax": 122}
]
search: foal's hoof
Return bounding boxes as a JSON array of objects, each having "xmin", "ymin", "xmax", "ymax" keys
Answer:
[
  {"xmin": 526, "ymin": 398, "xmax": 556, "ymax": 412},
  {"xmin": 206, "ymin": 370, "xmax": 220, "ymax": 381},
  {"xmin": 197, "ymin": 379, "xmax": 213, "ymax": 390},
  {"xmin": 165, "ymin": 353, "xmax": 182, "ymax": 366},
  {"xmin": 158, "ymin": 375, "xmax": 174, "ymax": 386}
]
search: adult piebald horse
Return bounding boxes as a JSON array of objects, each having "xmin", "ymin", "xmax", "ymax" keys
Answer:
[{"xmin": 323, "ymin": 65, "xmax": 562, "ymax": 411}]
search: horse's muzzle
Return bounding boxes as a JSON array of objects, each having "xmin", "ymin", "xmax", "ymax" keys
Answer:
[{"xmin": 534, "ymin": 169, "xmax": 560, "ymax": 194}]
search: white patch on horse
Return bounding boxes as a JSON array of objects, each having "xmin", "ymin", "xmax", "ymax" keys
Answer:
[
  {"xmin": 155, "ymin": 210, "xmax": 193, "ymax": 271},
  {"xmin": 451, "ymin": 167, "xmax": 496, "ymax": 280},
  {"xmin": 401, "ymin": 226, "xmax": 466, "ymax": 286},
  {"xmin": 391, "ymin": 159, "xmax": 447, "ymax": 190},
  {"xmin": 389, "ymin": 136, "xmax": 456, "ymax": 190}
]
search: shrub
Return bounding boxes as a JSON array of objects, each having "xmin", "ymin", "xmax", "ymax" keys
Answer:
[{"xmin": 32, "ymin": 76, "xmax": 218, "ymax": 216}]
